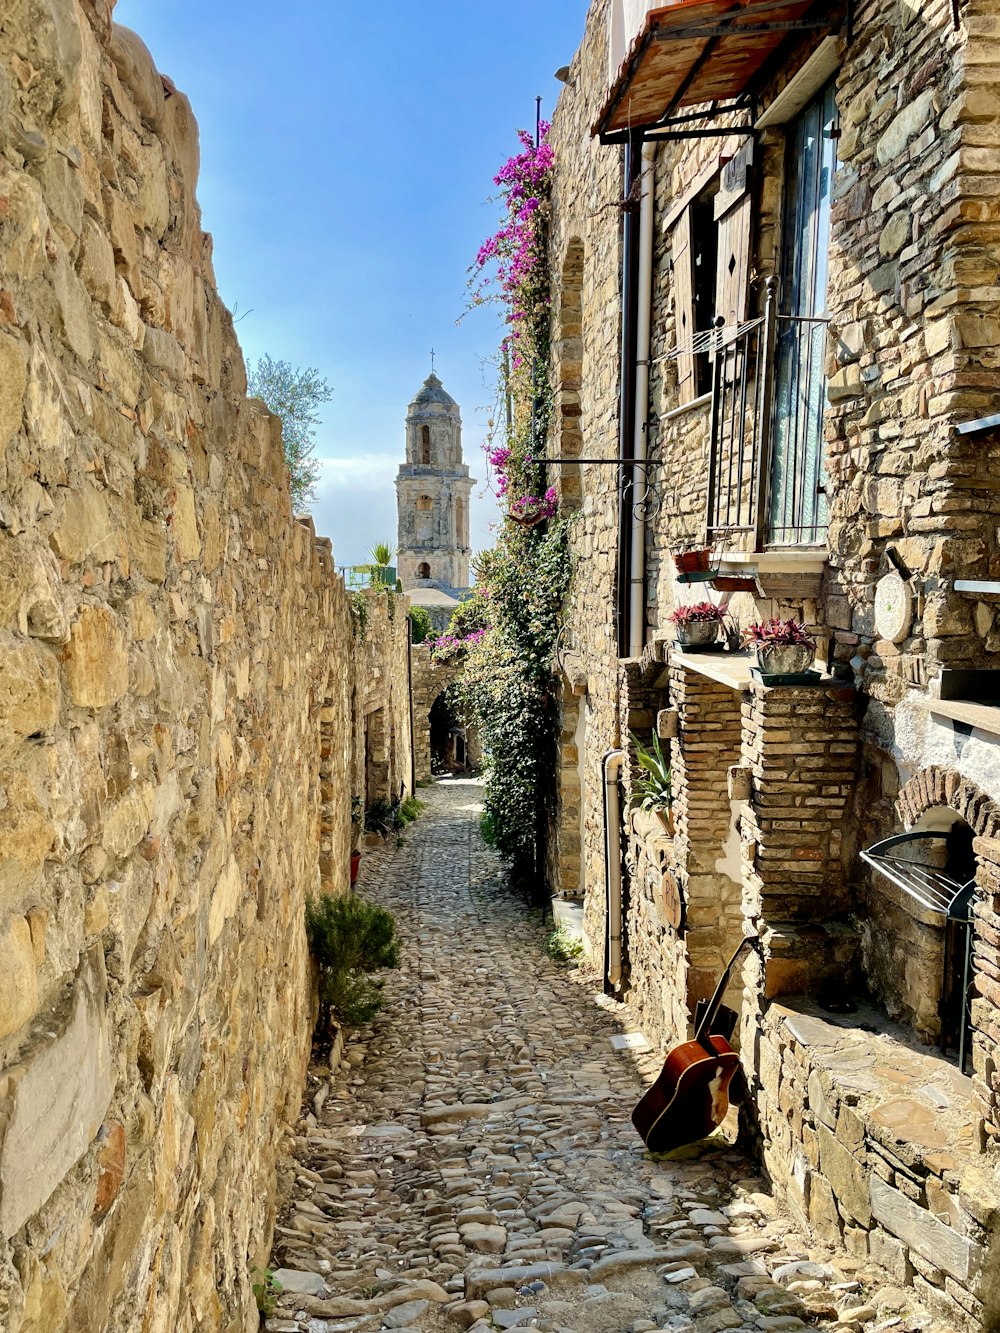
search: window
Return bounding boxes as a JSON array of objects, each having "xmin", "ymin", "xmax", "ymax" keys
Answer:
[
  {"xmin": 420, "ymin": 425, "xmax": 431, "ymax": 464},
  {"xmin": 703, "ymin": 82, "xmax": 839, "ymax": 548},
  {"xmin": 671, "ymin": 183, "xmax": 718, "ymax": 401},
  {"xmin": 670, "ymin": 145, "xmax": 751, "ymax": 405},
  {"xmin": 417, "ymin": 562, "xmax": 430, "ymax": 579},
  {"xmin": 768, "ymin": 81, "xmax": 838, "ymax": 545},
  {"xmin": 415, "ymin": 495, "xmax": 433, "ymax": 511}
]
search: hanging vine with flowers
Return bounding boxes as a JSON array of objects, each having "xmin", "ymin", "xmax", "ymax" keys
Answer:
[{"xmin": 454, "ymin": 118, "xmax": 574, "ymax": 873}]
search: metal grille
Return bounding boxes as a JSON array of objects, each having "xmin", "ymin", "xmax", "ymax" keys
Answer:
[
  {"xmin": 860, "ymin": 831, "xmax": 976, "ymax": 1071},
  {"xmin": 706, "ymin": 316, "xmax": 766, "ymax": 539},
  {"xmin": 705, "ymin": 292, "xmax": 832, "ymax": 548}
]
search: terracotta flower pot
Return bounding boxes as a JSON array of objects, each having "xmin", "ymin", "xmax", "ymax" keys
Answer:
[
  {"xmin": 350, "ymin": 850, "xmax": 362, "ymax": 885},
  {"xmin": 672, "ymin": 548, "xmax": 711, "ymax": 575},
  {"xmin": 507, "ymin": 509, "xmax": 547, "ymax": 528},
  {"xmin": 755, "ymin": 643, "xmax": 813, "ymax": 676},
  {"xmin": 675, "ymin": 620, "xmax": 720, "ymax": 648}
]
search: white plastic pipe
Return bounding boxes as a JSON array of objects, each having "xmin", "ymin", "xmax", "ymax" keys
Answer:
[
  {"xmin": 603, "ymin": 750, "xmax": 626, "ymax": 988},
  {"xmin": 628, "ymin": 140, "xmax": 656, "ymax": 659}
]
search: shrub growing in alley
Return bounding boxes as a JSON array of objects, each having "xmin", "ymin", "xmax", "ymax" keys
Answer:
[{"xmin": 305, "ymin": 893, "xmax": 401, "ymax": 1036}]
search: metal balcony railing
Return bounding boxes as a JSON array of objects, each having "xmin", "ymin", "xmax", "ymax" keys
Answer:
[{"xmin": 706, "ymin": 277, "xmax": 829, "ymax": 550}]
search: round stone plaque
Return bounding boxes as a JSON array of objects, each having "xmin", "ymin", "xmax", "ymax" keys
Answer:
[
  {"xmin": 659, "ymin": 869, "xmax": 683, "ymax": 931},
  {"xmin": 874, "ymin": 570, "xmax": 913, "ymax": 644}
]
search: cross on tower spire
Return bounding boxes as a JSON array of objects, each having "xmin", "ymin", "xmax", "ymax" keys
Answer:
[{"xmin": 430, "ymin": 348, "xmax": 436, "ymax": 374}]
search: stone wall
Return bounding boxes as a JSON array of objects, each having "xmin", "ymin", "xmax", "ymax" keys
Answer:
[
  {"xmin": 548, "ymin": 0, "xmax": 1000, "ymax": 1324},
  {"xmin": 411, "ymin": 644, "xmax": 479, "ymax": 782},
  {"xmin": 0, "ymin": 6, "xmax": 411, "ymax": 1331}
]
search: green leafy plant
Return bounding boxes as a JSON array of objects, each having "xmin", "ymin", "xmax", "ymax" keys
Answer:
[
  {"xmin": 247, "ymin": 356, "xmax": 332, "ymax": 511},
  {"xmin": 364, "ymin": 798, "xmax": 396, "ymax": 834},
  {"xmin": 251, "ymin": 1266, "xmax": 283, "ymax": 1318},
  {"xmin": 305, "ymin": 893, "xmax": 401, "ymax": 1034},
  {"xmin": 396, "ymin": 797, "xmax": 425, "ymax": 825},
  {"xmin": 409, "ymin": 606, "xmax": 433, "ymax": 644},
  {"xmin": 545, "ymin": 924, "xmax": 584, "ymax": 963},
  {"xmin": 370, "ymin": 542, "xmax": 395, "ymax": 566},
  {"xmin": 350, "ymin": 590, "xmax": 369, "ymax": 640},
  {"xmin": 630, "ymin": 730, "xmax": 673, "ymax": 813}
]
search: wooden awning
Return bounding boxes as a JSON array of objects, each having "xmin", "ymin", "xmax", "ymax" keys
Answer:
[{"xmin": 594, "ymin": 0, "xmax": 845, "ymax": 142}]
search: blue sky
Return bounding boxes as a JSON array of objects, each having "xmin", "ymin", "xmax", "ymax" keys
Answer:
[{"xmin": 113, "ymin": 0, "xmax": 584, "ymax": 569}]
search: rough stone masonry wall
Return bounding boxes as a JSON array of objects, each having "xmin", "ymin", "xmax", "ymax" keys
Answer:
[
  {"xmin": 0, "ymin": 5, "xmax": 411, "ymax": 1332},
  {"xmin": 548, "ymin": 0, "xmax": 630, "ymax": 977}
]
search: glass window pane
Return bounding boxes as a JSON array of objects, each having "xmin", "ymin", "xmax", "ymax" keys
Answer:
[{"xmin": 769, "ymin": 80, "xmax": 838, "ymax": 545}]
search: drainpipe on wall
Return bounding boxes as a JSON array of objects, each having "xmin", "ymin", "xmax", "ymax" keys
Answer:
[
  {"xmin": 628, "ymin": 140, "xmax": 656, "ymax": 660},
  {"xmin": 603, "ymin": 749, "xmax": 626, "ymax": 991},
  {"xmin": 616, "ymin": 137, "xmax": 642, "ymax": 658}
]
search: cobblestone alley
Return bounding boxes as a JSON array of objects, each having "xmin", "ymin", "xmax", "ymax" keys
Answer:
[{"xmin": 266, "ymin": 780, "xmax": 950, "ymax": 1333}]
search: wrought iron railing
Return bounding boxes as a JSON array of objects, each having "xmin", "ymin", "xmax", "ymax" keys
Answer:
[{"xmin": 706, "ymin": 277, "xmax": 830, "ymax": 549}]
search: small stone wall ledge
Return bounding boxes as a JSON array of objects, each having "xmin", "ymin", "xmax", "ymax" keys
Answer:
[{"xmin": 920, "ymin": 696, "xmax": 1000, "ymax": 740}]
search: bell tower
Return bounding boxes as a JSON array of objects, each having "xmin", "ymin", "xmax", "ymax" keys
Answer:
[{"xmin": 396, "ymin": 371, "xmax": 474, "ymax": 594}]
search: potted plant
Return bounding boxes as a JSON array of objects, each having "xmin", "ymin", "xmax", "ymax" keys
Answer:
[
  {"xmin": 671, "ymin": 545, "xmax": 713, "ymax": 576},
  {"xmin": 630, "ymin": 731, "xmax": 674, "ymax": 835},
  {"xmin": 508, "ymin": 487, "xmax": 558, "ymax": 527},
  {"xmin": 368, "ymin": 542, "xmax": 396, "ymax": 588},
  {"xmin": 744, "ymin": 617, "xmax": 817, "ymax": 678},
  {"xmin": 668, "ymin": 601, "xmax": 725, "ymax": 649}
]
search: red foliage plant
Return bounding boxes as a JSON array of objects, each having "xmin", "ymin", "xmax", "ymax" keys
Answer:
[
  {"xmin": 742, "ymin": 617, "xmax": 816, "ymax": 649},
  {"xmin": 668, "ymin": 601, "xmax": 726, "ymax": 627}
]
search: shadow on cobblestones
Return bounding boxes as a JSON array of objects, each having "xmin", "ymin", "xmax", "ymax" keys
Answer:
[{"xmin": 266, "ymin": 779, "xmax": 948, "ymax": 1333}]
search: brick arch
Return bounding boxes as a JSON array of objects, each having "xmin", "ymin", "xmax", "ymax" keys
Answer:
[{"xmin": 897, "ymin": 765, "xmax": 1000, "ymax": 840}]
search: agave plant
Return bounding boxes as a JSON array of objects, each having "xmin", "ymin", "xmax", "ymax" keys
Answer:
[
  {"xmin": 629, "ymin": 730, "xmax": 672, "ymax": 812},
  {"xmin": 369, "ymin": 542, "xmax": 395, "ymax": 567}
]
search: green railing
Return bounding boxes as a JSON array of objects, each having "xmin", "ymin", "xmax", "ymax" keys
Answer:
[{"xmin": 339, "ymin": 564, "xmax": 397, "ymax": 590}]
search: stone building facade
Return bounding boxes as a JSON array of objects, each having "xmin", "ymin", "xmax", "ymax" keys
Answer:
[
  {"xmin": 396, "ymin": 371, "xmax": 474, "ymax": 630},
  {"xmin": 411, "ymin": 645, "xmax": 481, "ymax": 781},
  {"xmin": 546, "ymin": 0, "xmax": 1000, "ymax": 1325},
  {"xmin": 0, "ymin": 6, "xmax": 411, "ymax": 1332}
]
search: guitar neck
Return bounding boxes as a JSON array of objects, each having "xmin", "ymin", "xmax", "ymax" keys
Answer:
[{"xmin": 693, "ymin": 935, "xmax": 758, "ymax": 1051}]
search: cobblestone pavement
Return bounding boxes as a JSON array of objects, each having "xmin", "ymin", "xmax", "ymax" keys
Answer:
[{"xmin": 266, "ymin": 778, "xmax": 948, "ymax": 1333}]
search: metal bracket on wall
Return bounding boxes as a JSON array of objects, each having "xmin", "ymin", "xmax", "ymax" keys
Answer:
[{"xmin": 547, "ymin": 457, "xmax": 664, "ymax": 520}]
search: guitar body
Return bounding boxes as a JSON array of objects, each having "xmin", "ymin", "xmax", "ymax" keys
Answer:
[{"xmin": 631, "ymin": 1035, "xmax": 741, "ymax": 1153}]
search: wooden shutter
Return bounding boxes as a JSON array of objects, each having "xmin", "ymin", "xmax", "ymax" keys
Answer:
[
  {"xmin": 671, "ymin": 209, "xmax": 696, "ymax": 405},
  {"xmin": 714, "ymin": 140, "xmax": 754, "ymax": 333}
]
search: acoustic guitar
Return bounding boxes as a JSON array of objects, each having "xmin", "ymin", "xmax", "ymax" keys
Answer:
[{"xmin": 631, "ymin": 934, "xmax": 761, "ymax": 1154}]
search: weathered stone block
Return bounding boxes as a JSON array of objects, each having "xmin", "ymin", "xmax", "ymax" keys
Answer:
[
  {"xmin": 0, "ymin": 952, "xmax": 112, "ymax": 1238},
  {"xmin": 0, "ymin": 914, "xmax": 38, "ymax": 1037},
  {"xmin": 62, "ymin": 605, "xmax": 128, "ymax": 707},
  {"xmin": 869, "ymin": 1176, "xmax": 981, "ymax": 1283},
  {"xmin": 0, "ymin": 333, "xmax": 27, "ymax": 452},
  {"xmin": 0, "ymin": 769, "xmax": 54, "ymax": 880},
  {"xmin": 818, "ymin": 1124, "xmax": 872, "ymax": 1227},
  {"xmin": 207, "ymin": 854, "xmax": 242, "ymax": 946}
]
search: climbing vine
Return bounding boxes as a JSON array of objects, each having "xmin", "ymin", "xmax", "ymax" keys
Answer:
[{"xmin": 457, "ymin": 120, "xmax": 573, "ymax": 872}]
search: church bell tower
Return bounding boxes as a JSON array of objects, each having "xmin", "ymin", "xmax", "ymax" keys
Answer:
[{"xmin": 396, "ymin": 370, "xmax": 474, "ymax": 595}]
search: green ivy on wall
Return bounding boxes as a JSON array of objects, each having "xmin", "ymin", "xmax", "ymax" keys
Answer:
[{"xmin": 453, "ymin": 118, "xmax": 573, "ymax": 873}]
